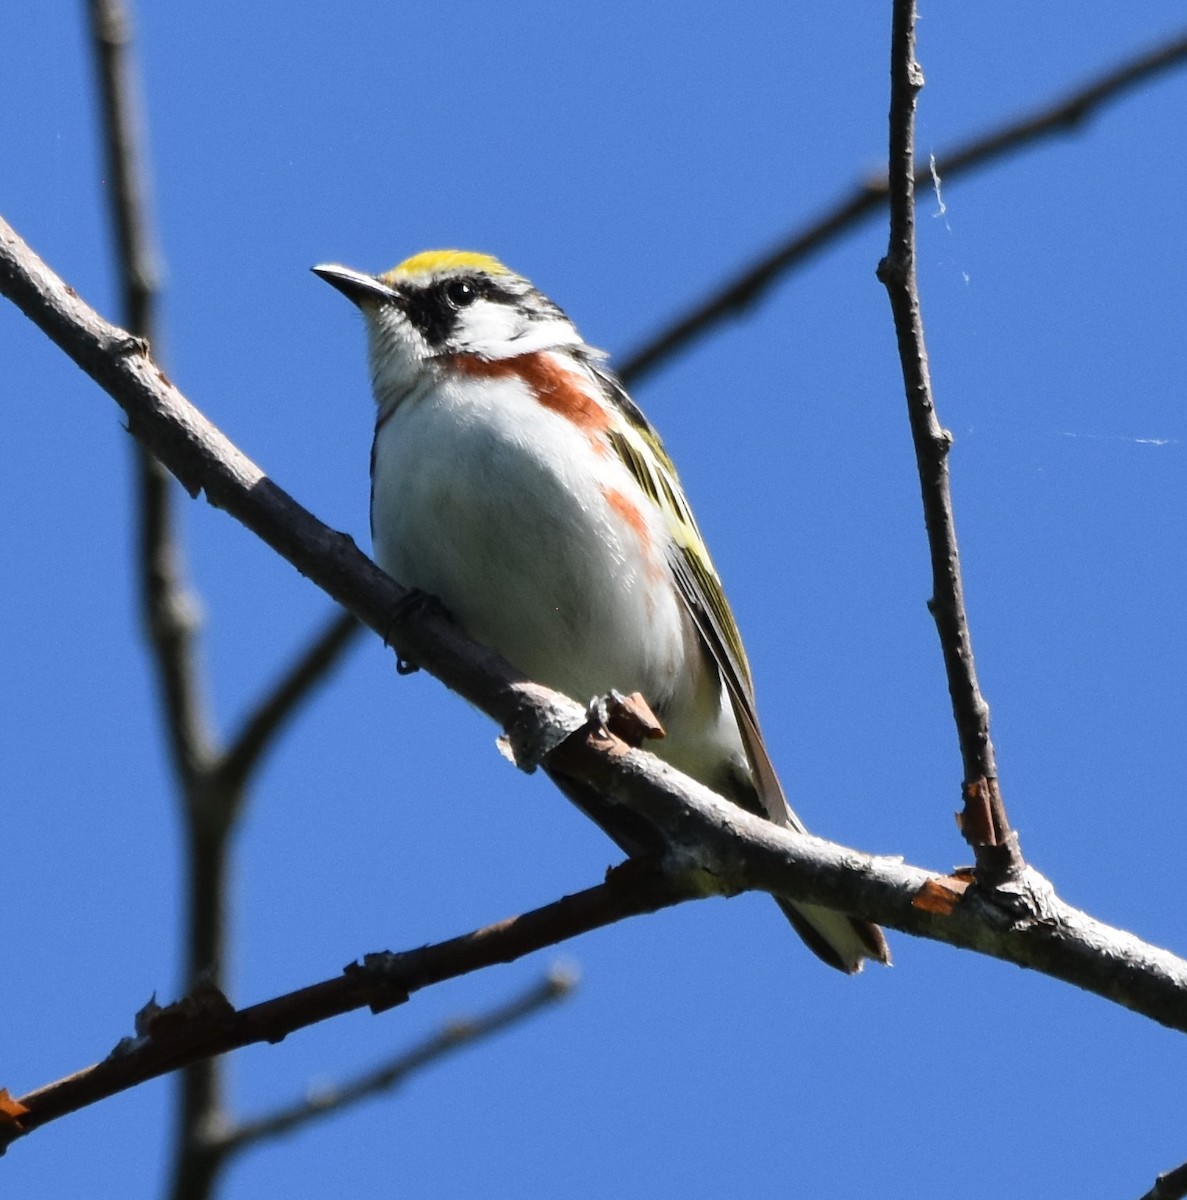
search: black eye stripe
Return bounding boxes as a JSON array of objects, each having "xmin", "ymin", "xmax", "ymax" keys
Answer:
[
  {"xmin": 403, "ymin": 276, "xmax": 472, "ymax": 343},
  {"xmin": 400, "ymin": 274, "xmax": 506, "ymax": 347}
]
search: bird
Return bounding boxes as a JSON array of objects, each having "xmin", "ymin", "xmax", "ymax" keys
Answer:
[{"xmin": 313, "ymin": 249, "xmax": 888, "ymax": 973}]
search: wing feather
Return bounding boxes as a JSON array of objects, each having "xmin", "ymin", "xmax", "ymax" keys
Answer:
[
  {"xmin": 593, "ymin": 359, "xmax": 787, "ymax": 827},
  {"xmin": 589, "ymin": 361, "xmax": 888, "ymax": 970}
]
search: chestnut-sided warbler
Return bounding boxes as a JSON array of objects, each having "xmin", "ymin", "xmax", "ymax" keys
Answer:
[{"xmin": 314, "ymin": 250, "xmax": 888, "ymax": 973}]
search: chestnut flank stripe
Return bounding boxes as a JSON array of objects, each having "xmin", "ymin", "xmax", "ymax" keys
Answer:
[
  {"xmin": 601, "ymin": 486, "xmax": 651, "ymax": 547},
  {"xmin": 449, "ymin": 352, "xmax": 611, "ymax": 431}
]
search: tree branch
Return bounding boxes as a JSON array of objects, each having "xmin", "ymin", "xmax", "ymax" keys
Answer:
[
  {"xmin": 86, "ymin": 0, "xmax": 159, "ymax": 332},
  {"xmin": 83, "ymin": 8, "xmax": 355, "ymax": 1196},
  {"xmin": 875, "ymin": 0, "xmax": 1019, "ymax": 877},
  {"xmin": 8, "ymin": 758, "xmax": 1187, "ymax": 1148},
  {"xmin": 3, "ymin": 865, "xmax": 686, "ymax": 1148},
  {"xmin": 1139, "ymin": 1159, "xmax": 1187, "ymax": 1200},
  {"xmin": 617, "ymin": 26, "xmax": 1187, "ymax": 388},
  {"xmin": 87, "ymin": 0, "xmax": 216, "ymax": 794},
  {"xmin": 210, "ymin": 967, "xmax": 576, "ymax": 1158},
  {"xmin": 84, "ymin": 9, "xmax": 229, "ymax": 1197}
]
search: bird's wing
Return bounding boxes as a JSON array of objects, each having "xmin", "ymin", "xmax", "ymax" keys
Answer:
[
  {"xmin": 595, "ymin": 365, "xmax": 795, "ymax": 830},
  {"xmin": 664, "ymin": 527, "xmax": 803, "ymax": 831}
]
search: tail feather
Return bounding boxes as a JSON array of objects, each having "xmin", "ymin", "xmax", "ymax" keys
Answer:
[
  {"xmin": 778, "ymin": 898, "xmax": 890, "ymax": 974},
  {"xmin": 548, "ymin": 767, "xmax": 890, "ymax": 974}
]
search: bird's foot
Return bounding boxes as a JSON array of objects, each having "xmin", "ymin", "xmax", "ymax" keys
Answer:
[
  {"xmin": 587, "ymin": 690, "xmax": 666, "ymax": 748},
  {"xmin": 384, "ymin": 587, "xmax": 451, "ymax": 675}
]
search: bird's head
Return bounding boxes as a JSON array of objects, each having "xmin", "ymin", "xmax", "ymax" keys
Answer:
[{"xmin": 313, "ymin": 250, "xmax": 586, "ymax": 407}]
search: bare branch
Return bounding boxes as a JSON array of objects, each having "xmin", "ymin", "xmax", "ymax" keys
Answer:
[
  {"xmin": 86, "ymin": 0, "xmax": 159, "ymax": 330},
  {"xmin": 1139, "ymin": 1159, "xmax": 1187, "ymax": 1200},
  {"xmin": 617, "ymin": 26, "xmax": 1187, "ymax": 388},
  {"xmin": 875, "ymin": 0, "xmax": 1019, "ymax": 877},
  {"xmin": 85, "ymin": 7, "xmax": 229, "ymax": 1197},
  {"xmin": 7, "ymin": 760, "xmax": 1187, "ymax": 1147},
  {"xmin": 5, "ymin": 866, "xmax": 685, "ymax": 1147},
  {"xmin": 211, "ymin": 968, "xmax": 577, "ymax": 1157},
  {"xmin": 219, "ymin": 610, "xmax": 362, "ymax": 793},
  {"xmin": 87, "ymin": 0, "xmax": 217, "ymax": 793},
  {"xmin": 137, "ymin": 455, "xmax": 217, "ymax": 788},
  {"xmin": 84, "ymin": 10, "xmax": 367, "ymax": 1194}
]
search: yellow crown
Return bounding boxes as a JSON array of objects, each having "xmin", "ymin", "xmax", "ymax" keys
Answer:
[{"xmin": 381, "ymin": 250, "xmax": 510, "ymax": 284}]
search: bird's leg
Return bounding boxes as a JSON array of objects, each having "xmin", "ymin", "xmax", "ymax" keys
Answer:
[
  {"xmin": 383, "ymin": 587, "xmax": 452, "ymax": 675},
  {"xmin": 587, "ymin": 690, "xmax": 666, "ymax": 748}
]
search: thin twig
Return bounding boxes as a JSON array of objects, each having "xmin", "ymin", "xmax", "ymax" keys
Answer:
[
  {"xmin": 618, "ymin": 26, "xmax": 1187, "ymax": 387},
  {"xmin": 1139, "ymin": 1159, "xmax": 1187, "ymax": 1200},
  {"xmin": 85, "ymin": 9, "xmax": 363, "ymax": 1196},
  {"xmin": 86, "ymin": 0, "xmax": 159, "ymax": 332},
  {"xmin": 211, "ymin": 967, "xmax": 577, "ymax": 1157},
  {"xmin": 5, "ymin": 865, "xmax": 686, "ymax": 1146},
  {"xmin": 87, "ymin": 0, "xmax": 215, "ymax": 792},
  {"xmin": 875, "ymin": 0, "xmax": 1020, "ymax": 876},
  {"xmin": 219, "ymin": 610, "xmax": 362, "ymax": 793},
  {"xmin": 86, "ymin": 6, "xmax": 228, "ymax": 1199}
]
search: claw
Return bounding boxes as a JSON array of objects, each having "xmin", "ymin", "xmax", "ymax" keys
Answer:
[
  {"xmin": 384, "ymin": 587, "xmax": 451, "ymax": 675},
  {"xmin": 588, "ymin": 690, "xmax": 666, "ymax": 747}
]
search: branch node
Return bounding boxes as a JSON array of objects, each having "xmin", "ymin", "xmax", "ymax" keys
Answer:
[
  {"xmin": 874, "ymin": 254, "xmax": 899, "ymax": 285},
  {"xmin": 111, "ymin": 331, "xmax": 149, "ymax": 357},
  {"xmin": 910, "ymin": 873, "xmax": 971, "ymax": 915},
  {"xmin": 347, "ymin": 953, "xmax": 413, "ymax": 1014},
  {"xmin": 0, "ymin": 1090, "xmax": 31, "ymax": 1152},
  {"xmin": 106, "ymin": 980, "xmax": 238, "ymax": 1064},
  {"xmin": 499, "ymin": 683, "xmax": 587, "ymax": 773},
  {"xmin": 957, "ymin": 776, "xmax": 1025, "ymax": 881},
  {"xmin": 146, "ymin": 979, "xmax": 236, "ymax": 1043}
]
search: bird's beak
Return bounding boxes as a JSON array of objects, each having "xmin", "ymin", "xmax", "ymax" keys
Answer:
[{"xmin": 311, "ymin": 263, "xmax": 402, "ymax": 308}]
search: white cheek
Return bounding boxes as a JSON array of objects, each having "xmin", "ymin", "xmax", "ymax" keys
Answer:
[
  {"xmin": 457, "ymin": 300, "xmax": 583, "ymax": 358},
  {"xmin": 458, "ymin": 299, "xmax": 525, "ymax": 348}
]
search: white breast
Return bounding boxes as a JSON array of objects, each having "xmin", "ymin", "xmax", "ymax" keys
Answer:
[{"xmin": 369, "ymin": 360, "xmax": 696, "ymax": 713}]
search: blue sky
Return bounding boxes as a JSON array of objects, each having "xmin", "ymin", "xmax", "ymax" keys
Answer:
[{"xmin": 4, "ymin": 4, "xmax": 1187, "ymax": 1197}]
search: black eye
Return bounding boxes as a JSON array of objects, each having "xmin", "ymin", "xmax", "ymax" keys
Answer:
[{"xmin": 444, "ymin": 279, "xmax": 477, "ymax": 307}]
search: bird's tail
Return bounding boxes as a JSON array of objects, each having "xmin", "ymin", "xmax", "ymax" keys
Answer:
[
  {"xmin": 548, "ymin": 764, "xmax": 890, "ymax": 973},
  {"xmin": 777, "ymin": 898, "xmax": 890, "ymax": 974}
]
